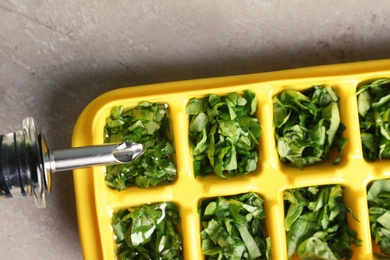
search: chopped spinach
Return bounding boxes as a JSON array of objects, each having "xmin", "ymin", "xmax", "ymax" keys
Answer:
[
  {"xmin": 187, "ymin": 90, "xmax": 261, "ymax": 178},
  {"xmin": 367, "ymin": 179, "xmax": 390, "ymax": 257},
  {"xmin": 112, "ymin": 202, "xmax": 183, "ymax": 259},
  {"xmin": 284, "ymin": 185, "xmax": 361, "ymax": 259},
  {"xmin": 199, "ymin": 192, "xmax": 271, "ymax": 259},
  {"xmin": 273, "ymin": 85, "xmax": 347, "ymax": 169},
  {"xmin": 356, "ymin": 79, "xmax": 390, "ymax": 161},
  {"xmin": 104, "ymin": 102, "xmax": 177, "ymax": 189}
]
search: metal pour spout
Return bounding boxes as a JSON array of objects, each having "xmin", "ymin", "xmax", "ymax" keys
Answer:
[
  {"xmin": 45, "ymin": 141, "xmax": 143, "ymax": 173},
  {"xmin": 0, "ymin": 117, "xmax": 144, "ymax": 208}
]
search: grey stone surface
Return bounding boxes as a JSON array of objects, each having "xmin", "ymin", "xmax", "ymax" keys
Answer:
[{"xmin": 0, "ymin": 1, "xmax": 389, "ymax": 259}]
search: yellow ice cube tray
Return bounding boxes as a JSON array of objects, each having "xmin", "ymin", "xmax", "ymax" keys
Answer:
[{"xmin": 72, "ymin": 59, "xmax": 390, "ymax": 260}]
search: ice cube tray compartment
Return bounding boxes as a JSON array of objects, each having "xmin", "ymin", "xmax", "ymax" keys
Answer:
[{"xmin": 72, "ymin": 59, "xmax": 390, "ymax": 260}]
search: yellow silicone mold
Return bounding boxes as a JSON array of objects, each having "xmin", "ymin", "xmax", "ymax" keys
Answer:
[{"xmin": 72, "ymin": 59, "xmax": 390, "ymax": 260}]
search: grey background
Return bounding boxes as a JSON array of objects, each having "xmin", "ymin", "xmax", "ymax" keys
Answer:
[{"xmin": 0, "ymin": 1, "xmax": 389, "ymax": 259}]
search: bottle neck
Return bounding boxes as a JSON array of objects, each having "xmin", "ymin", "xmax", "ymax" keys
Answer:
[
  {"xmin": 0, "ymin": 131, "xmax": 29, "ymax": 198},
  {"xmin": 0, "ymin": 118, "xmax": 48, "ymax": 208}
]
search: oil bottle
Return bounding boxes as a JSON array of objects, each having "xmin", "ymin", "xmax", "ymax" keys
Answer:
[{"xmin": 0, "ymin": 117, "xmax": 143, "ymax": 208}]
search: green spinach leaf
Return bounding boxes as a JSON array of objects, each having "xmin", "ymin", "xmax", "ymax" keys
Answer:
[
  {"xmin": 104, "ymin": 102, "xmax": 177, "ymax": 189},
  {"xmin": 284, "ymin": 185, "xmax": 360, "ymax": 259},
  {"xmin": 356, "ymin": 79, "xmax": 390, "ymax": 161},
  {"xmin": 187, "ymin": 90, "xmax": 261, "ymax": 178},
  {"xmin": 368, "ymin": 179, "xmax": 390, "ymax": 256},
  {"xmin": 199, "ymin": 193, "xmax": 270, "ymax": 259},
  {"xmin": 112, "ymin": 202, "xmax": 183, "ymax": 259},
  {"xmin": 273, "ymin": 86, "xmax": 347, "ymax": 168}
]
